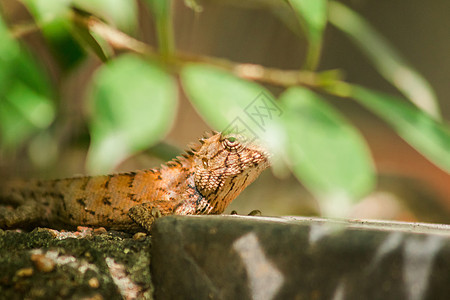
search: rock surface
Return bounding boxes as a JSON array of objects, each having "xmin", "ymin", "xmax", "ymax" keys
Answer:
[
  {"xmin": 1, "ymin": 216, "xmax": 449, "ymax": 299},
  {"xmin": 150, "ymin": 215, "xmax": 450, "ymax": 300},
  {"xmin": 0, "ymin": 227, "xmax": 152, "ymax": 299}
]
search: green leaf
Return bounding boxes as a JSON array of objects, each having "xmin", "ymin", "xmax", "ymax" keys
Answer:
[
  {"xmin": 23, "ymin": 0, "xmax": 70, "ymax": 21},
  {"xmin": 181, "ymin": 64, "xmax": 279, "ymax": 138},
  {"xmin": 6, "ymin": 82, "xmax": 54, "ymax": 129},
  {"xmin": 0, "ymin": 82, "xmax": 54, "ymax": 149},
  {"xmin": 0, "ymin": 101, "xmax": 34, "ymax": 149},
  {"xmin": 288, "ymin": 0, "xmax": 327, "ymax": 70},
  {"xmin": 328, "ymin": 1, "xmax": 440, "ymax": 119},
  {"xmin": 71, "ymin": 21, "xmax": 110, "ymax": 62},
  {"xmin": 87, "ymin": 54, "xmax": 177, "ymax": 173},
  {"xmin": 23, "ymin": 0, "xmax": 86, "ymax": 70},
  {"xmin": 288, "ymin": 0, "xmax": 327, "ymax": 42},
  {"xmin": 351, "ymin": 86, "xmax": 450, "ymax": 173},
  {"xmin": 0, "ymin": 14, "xmax": 55, "ymax": 150},
  {"xmin": 280, "ymin": 87, "xmax": 375, "ymax": 207},
  {"xmin": 70, "ymin": 0, "xmax": 138, "ymax": 63},
  {"xmin": 72, "ymin": 0, "xmax": 138, "ymax": 34}
]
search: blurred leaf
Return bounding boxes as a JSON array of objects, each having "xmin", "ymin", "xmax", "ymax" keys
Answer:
[
  {"xmin": 181, "ymin": 64, "xmax": 276, "ymax": 136},
  {"xmin": 46, "ymin": 20, "xmax": 86, "ymax": 69},
  {"xmin": 288, "ymin": 0, "xmax": 327, "ymax": 70},
  {"xmin": 144, "ymin": 0, "xmax": 170, "ymax": 23},
  {"xmin": 72, "ymin": 0, "xmax": 138, "ymax": 34},
  {"xmin": 71, "ymin": 19, "xmax": 109, "ymax": 62},
  {"xmin": 280, "ymin": 87, "xmax": 375, "ymax": 207},
  {"xmin": 144, "ymin": 0, "xmax": 173, "ymax": 59},
  {"xmin": 25, "ymin": 0, "xmax": 137, "ymax": 64},
  {"xmin": 352, "ymin": 86, "xmax": 450, "ymax": 173},
  {"xmin": 328, "ymin": 1, "xmax": 440, "ymax": 119},
  {"xmin": 24, "ymin": 0, "xmax": 86, "ymax": 70},
  {"xmin": 0, "ymin": 14, "xmax": 19, "ymax": 55},
  {"xmin": 183, "ymin": 0, "xmax": 203, "ymax": 13},
  {"xmin": 87, "ymin": 54, "xmax": 177, "ymax": 173},
  {"xmin": 182, "ymin": 64, "xmax": 288, "ymax": 176},
  {"xmin": 0, "ymin": 14, "xmax": 54, "ymax": 150},
  {"xmin": 0, "ymin": 15, "xmax": 50, "ymax": 95},
  {"xmin": 7, "ymin": 82, "xmax": 54, "ymax": 128},
  {"xmin": 0, "ymin": 19, "xmax": 20, "ymax": 93},
  {"xmin": 23, "ymin": 0, "xmax": 70, "ymax": 21},
  {"xmin": 0, "ymin": 83, "xmax": 54, "ymax": 150},
  {"xmin": 288, "ymin": 0, "xmax": 327, "ymax": 42},
  {"xmin": 0, "ymin": 103, "xmax": 33, "ymax": 149}
]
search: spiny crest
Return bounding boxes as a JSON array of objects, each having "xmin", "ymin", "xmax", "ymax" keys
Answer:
[
  {"xmin": 203, "ymin": 130, "xmax": 219, "ymax": 139},
  {"xmin": 163, "ymin": 131, "xmax": 219, "ymax": 169},
  {"xmin": 184, "ymin": 130, "xmax": 219, "ymax": 155},
  {"xmin": 165, "ymin": 159, "xmax": 181, "ymax": 167},
  {"xmin": 186, "ymin": 142, "xmax": 202, "ymax": 154}
]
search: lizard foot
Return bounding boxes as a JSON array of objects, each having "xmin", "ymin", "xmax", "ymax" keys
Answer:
[{"xmin": 128, "ymin": 203, "xmax": 163, "ymax": 232}]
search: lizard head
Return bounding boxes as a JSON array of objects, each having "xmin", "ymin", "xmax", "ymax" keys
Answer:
[{"xmin": 190, "ymin": 131, "xmax": 270, "ymax": 213}]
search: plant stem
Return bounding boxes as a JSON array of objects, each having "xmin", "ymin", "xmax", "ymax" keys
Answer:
[{"xmin": 304, "ymin": 40, "xmax": 322, "ymax": 71}]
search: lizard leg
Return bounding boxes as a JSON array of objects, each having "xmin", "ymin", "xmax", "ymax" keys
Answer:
[
  {"xmin": 128, "ymin": 201, "xmax": 173, "ymax": 232},
  {"xmin": 0, "ymin": 202, "xmax": 45, "ymax": 229}
]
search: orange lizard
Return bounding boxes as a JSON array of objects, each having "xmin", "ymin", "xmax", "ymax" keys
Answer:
[{"xmin": 0, "ymin": 132, "xmax": 270, "ymax": 232}]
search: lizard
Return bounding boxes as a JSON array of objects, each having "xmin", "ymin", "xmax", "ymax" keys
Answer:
[{"xmin": 0, "ymin": 131, "xmax": 270, "ymax": 232}]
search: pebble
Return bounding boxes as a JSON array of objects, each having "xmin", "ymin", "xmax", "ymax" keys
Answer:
[
  {"xmin": 133, "ymin": 232, "xmax": 147, "ymax": 240},
  {"xmin": 88, "ymin": 277, "xmax": 100, "ymax": 288},
  {"xmin": 16, "ymin": 267, "xmax": 33, "ymax": 277},
  {"xmin": 94, "ymin": 227, "xmax": 107, "ymax": 234},
  {"xmin": 83, "ymin": 293, "xmax": 104, "ymax": 300},
  {"xmin": 31, "ymin": 254, "xmax": 55, "ymax": 272}
]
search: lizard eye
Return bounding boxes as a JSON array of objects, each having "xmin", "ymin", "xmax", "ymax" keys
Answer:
[{"xmin": 222, "ymin": 136, "xmax": 241, "ymax": 151}]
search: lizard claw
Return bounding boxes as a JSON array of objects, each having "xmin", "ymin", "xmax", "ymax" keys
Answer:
[
  {"xmin": 248, "ymin": 210, "xmax": 261, "ymax": 216},
  {"xmin": 128, "ymin": 204, "xmax": 159, "ymax": 232},
  {"xmin": 128, "ymin": 202, "xmax": 169, "ymax": 232},
  {"xmin": 229, "ymin": 210, "xmax": 262, "ymax": 216},
  {"xmin": 151, "ymin": 207, "xmax": 162, "ymax": 218}
]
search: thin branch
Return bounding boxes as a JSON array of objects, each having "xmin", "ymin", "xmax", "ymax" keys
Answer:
[
  {"xmin": 72, "ymin": 10, "xmax": 322, "ymax": 88},
  {"xmin": 12, "ymin": 9, "xmax": 323, "ymax": 88},
  {"xmin": 70, "ymin": 11, "xmax": 156, "ymax": 57},
  {"xmin": 10, "ymin": 21, "xmax": 41, "ymax": 39}
]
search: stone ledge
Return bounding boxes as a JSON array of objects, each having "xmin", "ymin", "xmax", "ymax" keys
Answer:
[{"xmin": 150, "ymin": 215, "xmax": 450, "ymax": 300}]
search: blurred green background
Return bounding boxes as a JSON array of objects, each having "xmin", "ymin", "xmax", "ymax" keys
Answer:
[{"xmin": 0, "ymin": 0, "xmax": 449, "ymax": 223}]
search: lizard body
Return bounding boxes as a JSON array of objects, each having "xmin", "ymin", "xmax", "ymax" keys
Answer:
[{"xmin": 0, "ymin": 132, "xmax": 269, "ymax": 232}]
